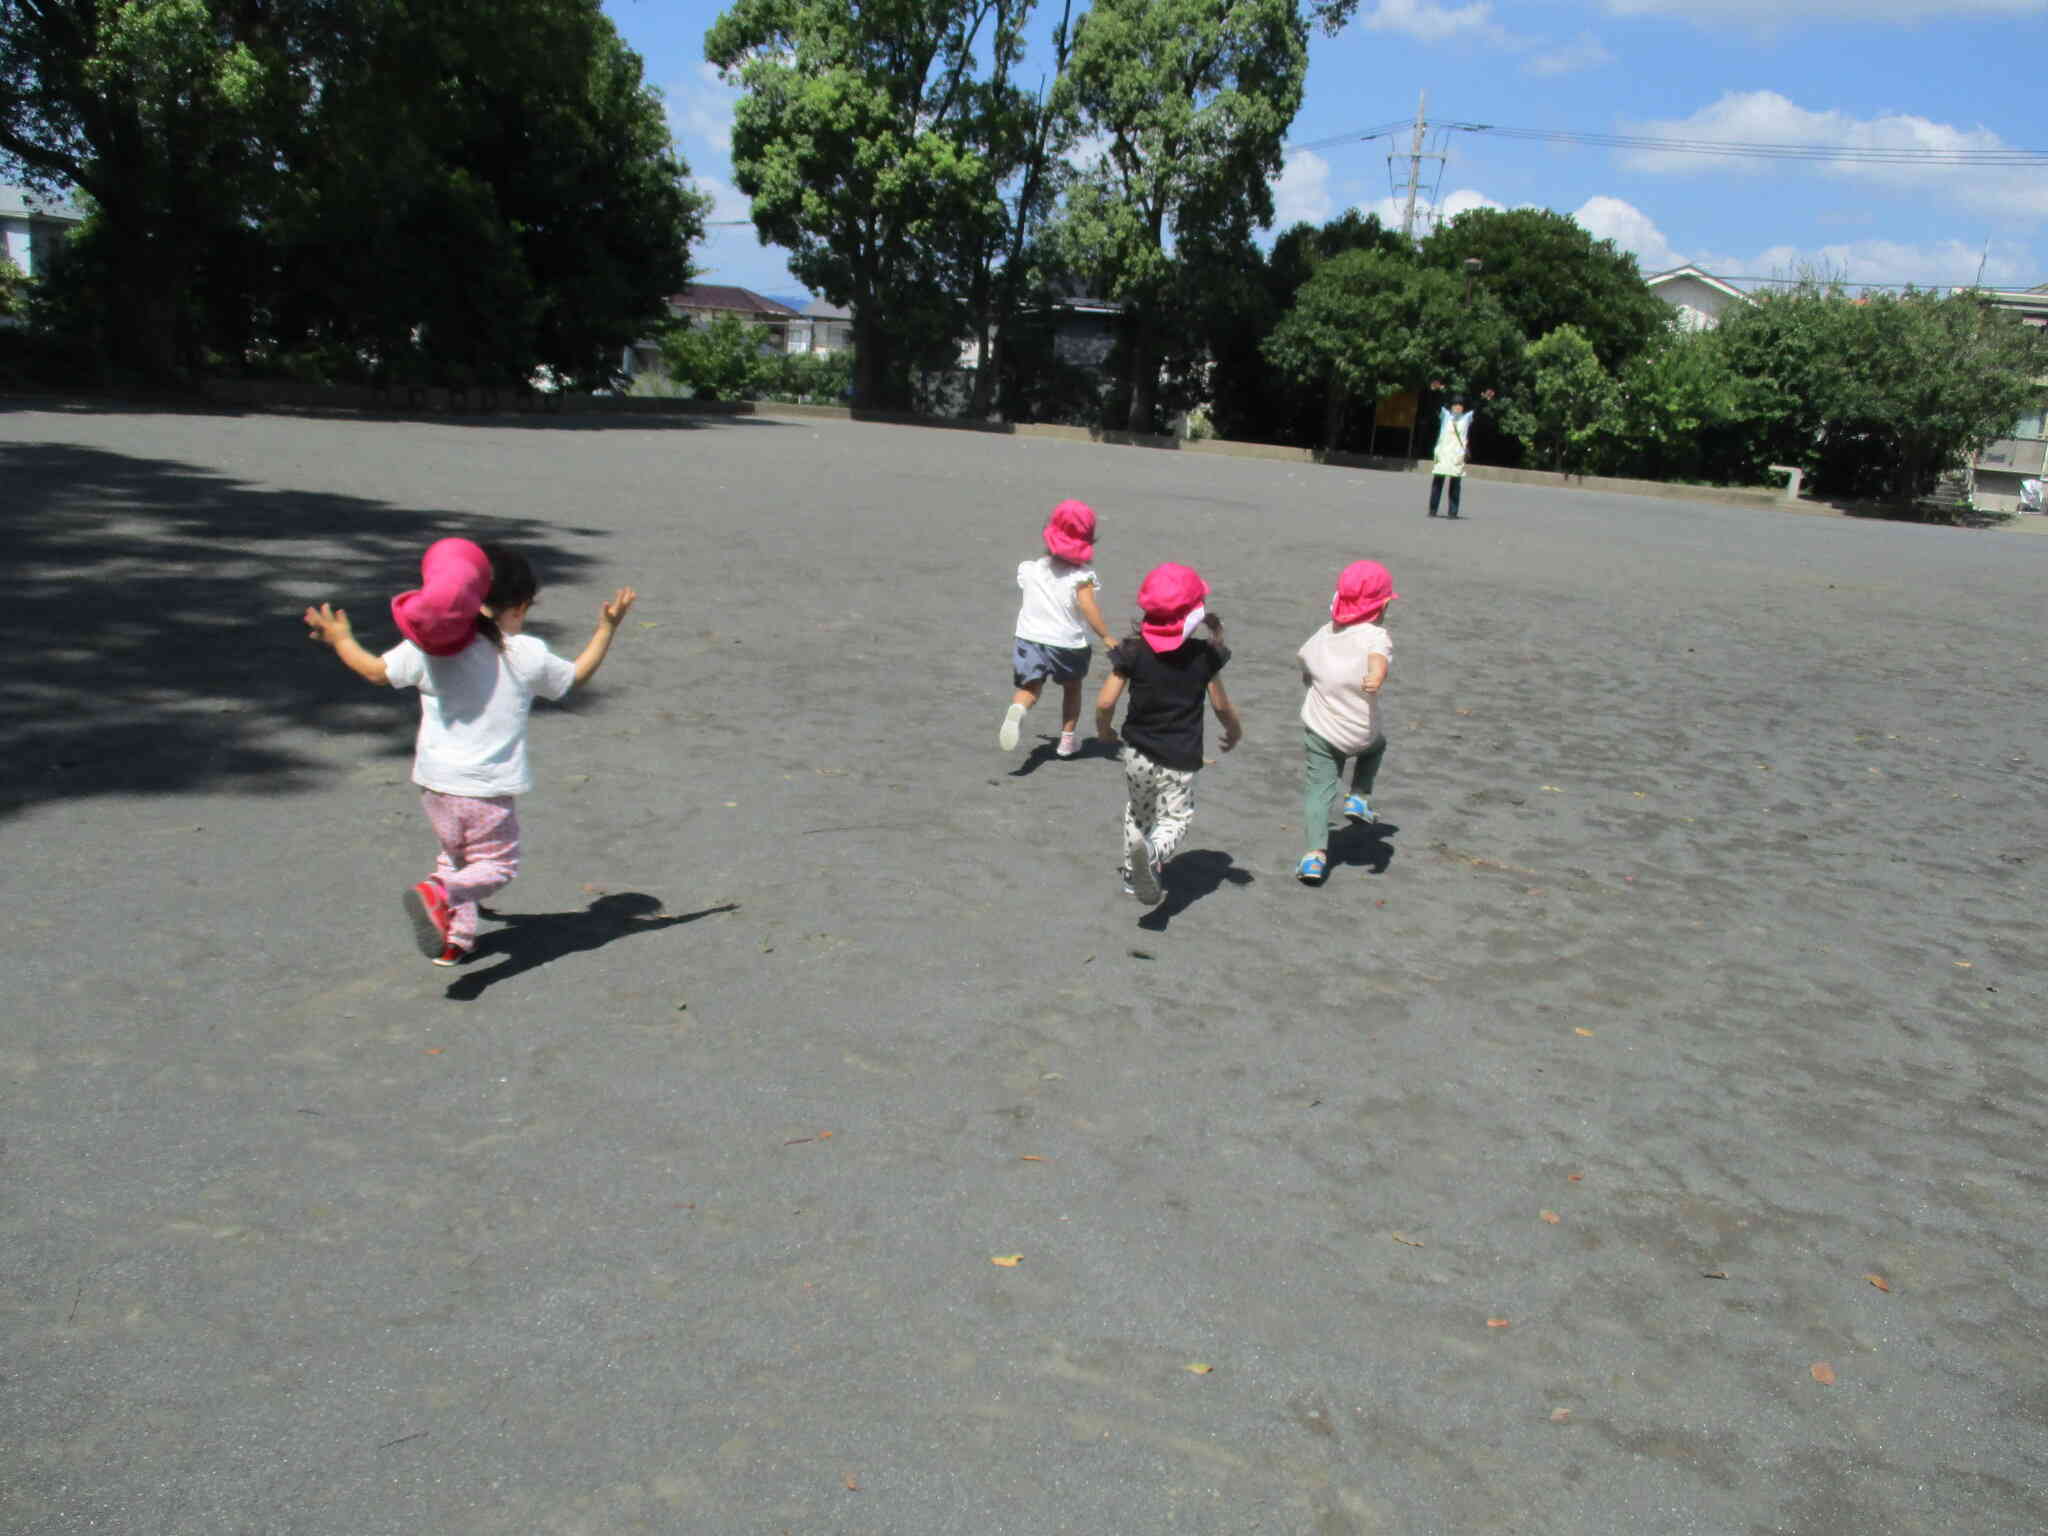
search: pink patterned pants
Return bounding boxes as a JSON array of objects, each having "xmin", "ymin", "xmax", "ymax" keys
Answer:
[{"xmin": 419, "ymin": 790, "xmax": 521, "ymax": 949}]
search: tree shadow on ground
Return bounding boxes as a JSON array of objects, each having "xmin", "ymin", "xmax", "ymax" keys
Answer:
[
  {"xmin": 444, "ymin": 894, "xmax": 738, "ymax": 1002},
  {"xmin": 0, "ymin": 439, "xmax": 601, "ymax": 818},
  {"xmin": 1328, "ymin": 817, "xmax": 1398, "ymax": 878},
  {"xmin": 1137, "ymin": 848, "xmax": 1252, "ymax": 931}
]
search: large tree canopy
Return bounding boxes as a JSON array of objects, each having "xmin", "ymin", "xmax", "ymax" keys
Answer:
[
  {"xmin": 1264, "ymin": 247, "xmax": 1518, "ymax": 451},
  {"xmin": 706, "ymin": 0, "xmax": 1027, "ymax": 411},
  {"xmin": 1050, "ymin": 0, "xmax": 1308, "ymax": 433},
  {"xmin": 1, "ymin": 0, "xmax": 703, "ymax": 386},
  {"xmin": 1420, "ymin": 207, "xmax": 1670, "ymax": 373}
]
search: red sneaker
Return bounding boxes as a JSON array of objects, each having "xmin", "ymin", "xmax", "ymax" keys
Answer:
[
  {"xmin": 432, "ymin": 942, "xmax": 470, "ymax": 968},
  {"xmin": 403, "ymin": 880, "xmax": 453, "ymax": 958}
]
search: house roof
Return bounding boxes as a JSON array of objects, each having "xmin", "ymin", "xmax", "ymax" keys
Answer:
[
  {"xmin": 1644, "ymin": 265, "xmax": 1751, "ymax": 304},
  {"xmin": 801, "ymin": 298, "xmax": 851, "ymax": 320},
  {"xmin": 670, "ymin": 283, "xmax": 801, "ymax": 317},
  {"xmin": 0, "ymin": 184, "xmax": 85, "ymax": 221}
]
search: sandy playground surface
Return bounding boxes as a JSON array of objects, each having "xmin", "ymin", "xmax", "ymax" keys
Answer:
[{"xmin": 2, "ymin": 400, "xmax": 2045, "ymax": 1534}]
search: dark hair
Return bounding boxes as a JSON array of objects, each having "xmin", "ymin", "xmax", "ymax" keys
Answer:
[{"xmin": 475, "ymin": 544, "xmax": 537, "ymax": 650}]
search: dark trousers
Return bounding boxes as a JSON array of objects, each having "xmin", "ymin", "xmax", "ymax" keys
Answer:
[{"xmin": 1428, "ymin": 474, "xmax": 1463, "ymax": 516}]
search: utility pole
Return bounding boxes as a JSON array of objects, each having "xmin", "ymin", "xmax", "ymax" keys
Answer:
[{"xmin": 1392, "ymin": 92, "xmax": 1444, "ymax": 247}]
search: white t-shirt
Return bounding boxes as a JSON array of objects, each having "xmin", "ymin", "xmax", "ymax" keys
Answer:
[
  {"xmin": 1014, "ymin": 556, "xmax": 1097, "ymax": 649},
  {"xmin": 382, "ymin": 633, "xmax": 576, "ymax": 798},
  {"xmin": 1298, "ymin": 621, "xmax": 1392, "ymax": 754}
]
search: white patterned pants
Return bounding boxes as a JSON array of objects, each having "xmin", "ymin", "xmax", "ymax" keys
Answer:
[{"xmin": 1121, "ymin": 745, "xmax": 1196, "ymax": 875}]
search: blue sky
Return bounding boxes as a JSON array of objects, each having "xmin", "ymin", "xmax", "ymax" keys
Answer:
[{"xmin": 608, "ymin": 0, "xmax": 2048, "ymax": 300}]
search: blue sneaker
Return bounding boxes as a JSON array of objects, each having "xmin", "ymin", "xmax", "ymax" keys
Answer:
[{"xmin": 1342, "ymin": 794, "xmax": 1376, "ymax": 825}]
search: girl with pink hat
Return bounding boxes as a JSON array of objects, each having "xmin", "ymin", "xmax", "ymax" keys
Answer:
[
  {"xmin": 1094, "ymin": 563, "xmax": 1243, "ymax": 905},
  {"xmin": 303, "ymin": 540, "xmax": 639, "ymax": 965},
  {"xmin": 1294, "ymin": 560, "xmax": 1397, "ymax": 884},
  {"xmin": 999, "ymin": 499, "xmax": 1117, "ymax": 758}
]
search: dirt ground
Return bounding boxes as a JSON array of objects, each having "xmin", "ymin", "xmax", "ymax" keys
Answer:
[{"xmin": 3, "ymin": 400, "xmax": 2045, "ymax": 1535}]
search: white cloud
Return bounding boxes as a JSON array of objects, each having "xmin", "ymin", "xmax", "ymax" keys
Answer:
[
  {"xmin": 1363, "ymin": 186, "xmax": 1507, "ymax": 238},
  {"xmin": 691, "ymin": 174, "xmax": 752, "ymax": 227},
  {"xmin": 669, "ymin": 61, "xmax": 737, "ymax": 155},
  {"xmin": 1620, "ymin": 91, "xmax": 2048, "ymax": 218},
  {"xmin": 1562, "ymin": 192, "xmax": 2030, "ymax": 290},
  {"xmin": 1602, "ymin": 0, "xmax": 2041, "ymax": 20},
  {"xmin": 1361, "ymin": 0, "xmax": 1520, "ymax": 46},
  {"xmin": 1742, "ymin": 238, "xmax": 2033, "ymax": 288},
  {"xmin": 1572, "ymin": 195, "xmax": 1686, "ymax": 270},
  {"xmin": 1525, "ymin": 33, "xmax": 1615, "ymax": 75},
  {"xmin": 1274, "ymin": 150, "xmax": 1333, "ymax": 227}
]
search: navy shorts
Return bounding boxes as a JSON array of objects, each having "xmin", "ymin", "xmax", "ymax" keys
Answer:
[{"xmin": 1012, "ymin": 637, "xmax": 1091, "ymax": 686}]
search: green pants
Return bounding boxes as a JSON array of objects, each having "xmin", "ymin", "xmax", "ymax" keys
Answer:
[{"xmin": 1303, "ymin": 727, "xmax": 1385, "ymax": 851}]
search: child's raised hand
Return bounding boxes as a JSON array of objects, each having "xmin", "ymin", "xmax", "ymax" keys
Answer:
[
  {"xmin": 303, "ymin": 603, "xmax": 352, "ymax": 648},
  {"xmin": 600, "ymin": 587, "xmax": 637, "ymax": 626}
]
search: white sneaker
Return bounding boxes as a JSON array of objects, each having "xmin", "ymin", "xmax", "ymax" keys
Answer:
[
  {"xmin": 999, "ymin": 702, "xmax": 1026, "ymax": 750},
  {"xmin": 1125, "ymin": 831, "xmax": 1163, "ymax": 905},
  {"xmin": 1056, "ymin": 730, "xmax": 1079, "ymax": 758}
]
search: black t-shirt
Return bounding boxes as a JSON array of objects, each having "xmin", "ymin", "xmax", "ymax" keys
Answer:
[{"xmin": 1112, "ymin": 637, "xmax": 1229, "ymax": 772}]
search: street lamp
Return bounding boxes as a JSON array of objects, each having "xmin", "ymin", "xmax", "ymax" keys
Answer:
[{"xmin": 1463, "ymin": 256, "xmax": 1483, "ymax": 299}]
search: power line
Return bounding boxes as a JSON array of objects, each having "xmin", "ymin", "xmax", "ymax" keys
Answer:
[{"xmin": 1286, "ymin": 120, "xmax": 2048, "ymax": 167}]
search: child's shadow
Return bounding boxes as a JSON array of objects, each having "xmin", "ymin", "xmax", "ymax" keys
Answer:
[
  {"xmin": 1009, "ymin": 736, "xmax": 1112, "ymax": 778},
  {"xmin": 1329, "ymin": 817, "xmax": 1399, "ymax": 877},
  {"xmin": 444, "ymin": 892, "xmax": 737, "ymax": 1002},
  {"xmin": 1138, "ymin": 849, "xmax": 1253, "ymax": 930}
]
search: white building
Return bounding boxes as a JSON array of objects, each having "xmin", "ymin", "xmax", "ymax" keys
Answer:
[
  {"xmin": 1644, "ymin": 265, "xmax": 1751, "ymax": 331},
  {"xmin": 1, "ymin": 185, "xmax": 84, "ymax": 278}
]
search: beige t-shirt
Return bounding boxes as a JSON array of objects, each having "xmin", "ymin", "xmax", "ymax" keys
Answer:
[{"xmin": 1298, "ymin": 620, "xmax": 1392, "ymax": 754}]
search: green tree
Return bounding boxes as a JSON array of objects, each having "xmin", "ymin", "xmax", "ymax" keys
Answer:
[
  {"xmin": 1050, "ymin": 0, "xmax": 1311, "ymax": 433},
  {"xmin": 1498, "ymin": 325, "xmax": 1616, "ymax": 474},
  {"xmin": 706, "ymin": 0, "xmax": 1019, "ymax": 412},
  {"xmin": 1263, "ymin": 248, "xmax": 1518, "ymax": 451},
  {"xmin": 0, "ymin": 248, "xmax": 25, "ymax": 317},
  {"xmin": 1717, "ymin": 282, "xmax": 2048, "ymax": 502},
  {"xmin": 1203, "ymin": 208, "xmax": 1410, "ymax": 447},
  {"xmin": 267, "ymin": 0, "xmax": 703, "ymax": 391},
  {"xmin": 1603, "ymin": 323, "xmax": 1763, "ymax": 483},
  {"xmin": 657, "ymin": 312, "xmax": 773, "ymax": 400},
  {"xmin": 0, "ymin": 1, "xmax": 296, "ymax": 379},
  {"xmin": 1421, "ymin": 207, "xmax": 1668, "ymax": 371}
]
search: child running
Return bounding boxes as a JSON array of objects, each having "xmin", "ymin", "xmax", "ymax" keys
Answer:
[
  {"xmin": 1095, "ymin": 563, "xmax": 1242, "ymax": 905},
  {"xmin": 1295, "ymin": 560, "xmax": 1396, "ymax": 885},
  {"xmin": 1000, "ymin": 499, "xmax": 1115, "ymax": 758},
  {"xmin": 302, "ymin": 537, "xmax": 637, "ymax": 965}
]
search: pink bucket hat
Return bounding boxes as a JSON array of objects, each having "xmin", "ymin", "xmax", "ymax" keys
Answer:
[
  {"xmin": 1044, "ymin": 499, "xmax": 1096, "ymax": 563},
  {"xmin": 390, "ymin": 537, "xmax": 492, "ymax": 656},
  {"xmin": 1331, "ymin": 560, "xmax": 1399, "ymax": 626},
  {"xmin": 1136, "ymin": 562, "xmax": 1211, "ymax": 653}
]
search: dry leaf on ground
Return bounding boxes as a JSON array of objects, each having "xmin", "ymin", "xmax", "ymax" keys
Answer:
[
  {"xmin": 1567, "ymin": 1172, "xmax": 1584, "ymax": 1182},
  {"xmin": 1486, "ymin": 1318, "xmax": 1511, "ymax": 1329},
  {"xmin": 1574, "ymin": 1027, "xmax": 1595, "ymax": 1037},
  {"xmin": 1866, "ymin": 1273, "xmax": 1890, "ymax": 1292},
  {"xmin": 1185, "ymin": 1363, "xmax": 1214, "ymax": 1374},
  {"xmin": 843, "ymin": 1473, "xmax": 860, "ymax": 1492},
  {"xmin": 1019, "ymin": 1155, "xmax": 1046, "ymax": 1162},
  {"xmin": 1549, "ymin": 1407, "xmax": 1571, "ymax": 1423},
  {"xmin": 1810, "ymin": 1362, "xmax": 1836, "ymax": 1385},
  {"xmin": 990, "ymin": 1254, "xmax": 1023, "ymax": 1267},
  {"xmin": 1540, "ymin": 1210, "xmax": 1561, "ymax": 1224},
  {"xmin": 1390, "ymin": 1233, "xmax": 1425, "ymax": 1247}
]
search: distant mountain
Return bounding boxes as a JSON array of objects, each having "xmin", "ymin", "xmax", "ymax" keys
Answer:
[{"xmin": 760, "ymin": 292, "xmax": 814, "ymax": 312}]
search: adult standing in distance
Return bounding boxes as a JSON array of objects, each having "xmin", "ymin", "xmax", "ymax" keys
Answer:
[{"xmin": 1426, "ymin": 384, "xmax": 1494, "ymax": 519}]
